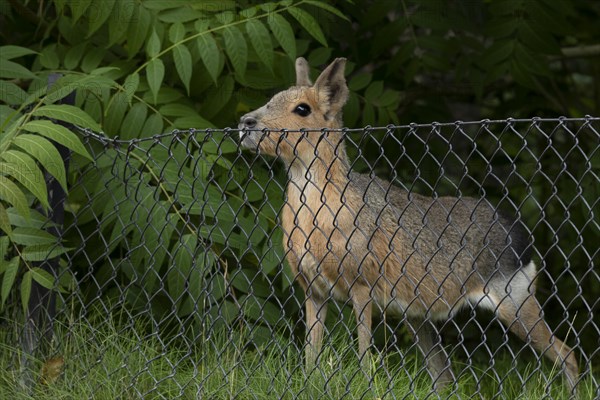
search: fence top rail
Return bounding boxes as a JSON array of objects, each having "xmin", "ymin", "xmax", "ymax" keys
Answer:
[{"xmin": 72, "ymin": 116, "xmax": 600, "ymax": 146}]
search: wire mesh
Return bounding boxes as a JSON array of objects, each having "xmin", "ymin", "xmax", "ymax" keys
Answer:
[{"xmin": 5, "ymin": 117, "xmax": 599, "ymax": 399}]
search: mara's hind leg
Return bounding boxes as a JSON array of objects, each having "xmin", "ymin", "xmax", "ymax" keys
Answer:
[
  {"xmin": 405, "ymin": 317, "xmax": 455, "ymax": 391},
  {"xmin": 491, "ymin": 266, "xmax": 579, "ymax": 392}
]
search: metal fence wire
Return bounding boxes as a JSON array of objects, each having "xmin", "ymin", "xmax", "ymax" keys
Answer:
[{"xmin": 5, "ymin": 117, "xmax": 600, "ymax": 399}]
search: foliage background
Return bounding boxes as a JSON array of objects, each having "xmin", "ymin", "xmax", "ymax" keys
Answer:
[{"xmin": 0, "ymin": 0, "xmax": 598, "ymax": 375}]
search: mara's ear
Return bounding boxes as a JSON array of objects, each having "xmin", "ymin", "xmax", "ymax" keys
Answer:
[
  {"xmin": 295, "ymin": 57, "xmax": 312, "ymax": 86},
  {"xmin": 314, "ymin": 58, "xmax": 348, "ymax": 119}
]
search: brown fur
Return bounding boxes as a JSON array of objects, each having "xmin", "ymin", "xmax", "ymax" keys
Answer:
[{"xmin": 239, "ymin": 58, "xmax": 579, "ymax": 392}]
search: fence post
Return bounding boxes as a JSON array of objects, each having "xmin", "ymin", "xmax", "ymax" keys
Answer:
[{"xmin": 19, "ymin": 73, "xmax": 74, "ymax": 387}]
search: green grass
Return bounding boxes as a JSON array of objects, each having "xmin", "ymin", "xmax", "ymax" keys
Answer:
[{"xmin": 0, "ymin": 320, "xmax": 595, "ymax": 400}]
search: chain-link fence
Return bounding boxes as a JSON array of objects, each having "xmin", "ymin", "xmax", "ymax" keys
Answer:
[{"xmin": 3, "ymin": 117, "xmax": 599, "ymax": 399}]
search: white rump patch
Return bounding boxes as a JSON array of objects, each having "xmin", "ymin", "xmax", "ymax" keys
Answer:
[
  {"xmin": 467, "ymin": 291, "xmax": 499, "ymax": 312},
  {"xmin": 470, "ymin": 260, "xmax": 538, "ymax": 313}
]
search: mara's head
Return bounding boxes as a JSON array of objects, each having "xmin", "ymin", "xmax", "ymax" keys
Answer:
[{"xmin": 239, "ymin": 57, "xmax": 349, "ymax": 167}]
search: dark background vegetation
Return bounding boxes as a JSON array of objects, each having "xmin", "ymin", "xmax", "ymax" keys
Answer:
[{"xmin": 1, "ymin": 0, "xmax": 598, "ymax": 374}]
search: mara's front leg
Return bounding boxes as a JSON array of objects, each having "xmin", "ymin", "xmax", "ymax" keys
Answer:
[
  {"xmin": 305, "ymin": 294, "xmax": 328, "ymax": 369},
  {"xmin": 351, "ymin": 284, "xmax": 373, "ymax": 369}
]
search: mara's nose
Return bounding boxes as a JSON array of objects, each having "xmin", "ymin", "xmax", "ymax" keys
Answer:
[{"xmin": 240, "ymin": 115, "xmax": 257, "ymax": 129}]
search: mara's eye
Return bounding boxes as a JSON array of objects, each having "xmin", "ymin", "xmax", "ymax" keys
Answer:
[{"xmin": 293, "ymin": 103, "xmax": 311, "ymax": 117}]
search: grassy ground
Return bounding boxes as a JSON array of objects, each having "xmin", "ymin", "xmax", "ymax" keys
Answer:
[{"xmin": 0, "ymin": 320, "xmax": 595, "ymax": 400}]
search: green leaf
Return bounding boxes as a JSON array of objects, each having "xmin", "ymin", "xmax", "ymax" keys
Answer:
[
  {"xmin": 362, "ymin": 102, "xmax": 375, "ymax": 126},
  {"xmin": 42, "ymin": 79, "xmax": 80, "ymax": 107},
  {"xmin": 147, "ymin": 58, "xmax": 165, "ymax": 104},
  {"xmin": 287, "ymin": 6, "xmax": 327, "ymax": 46},
  {"xmin": 58, "ymin": 270, "xmax": 75, "ymax": 293},
  {"xmin": 81, "ymin": 47, "xmax": 105, "ymax": 73},
  {"xmin": 209, "ymin": 300, "xmax": 239, "ymax": 326},
  {"xmin": 422, "ymin": 53, "xmax": 450, "ymax": 71},
  {"xmin": 0, "ymin": 106, "xmax": 16, "ymax": 130},
  {"xmin": 188, "ymin": 251, "xmax": 212, "ymax": 304},
  {"xmin": 159, "ymin": 103, "xmax": 198, "ymax": 117},
  {"xmin": 21, "ymin": 244, "xmax": 72, "ymax": 262},
  {"xmin": 142, "ymin": 113, "xmax": 164, "ymax": 136},
  {"xmin": 375, "ymin": 90, "xmax": 400, "ymax": 108},
  {"xmin": 479, "ymin": 40, "xmax": 514, "ymax": 70},
  {"xmin": 1, "ymin": 257, "xmax": 19, "ymax": 309},
  {"xmin": 240, "ymin": 6, "xmax": 257, "ymax": 18},
  {"xmin": 21, "ymin": 120, "xmax": 93, "ymax": 160},
  {"xmin": 173, "ymin": 44, "xmax": 193, "ymax": 94},
  {"xmin": 0, "ymin": 114, "xmax": 22, "ymax": 151},
  {"xmin": 519, "ymin": 23, "xmax": 561, "ymax": 55},
  {"xmin": 344, "ymin": 92, "xmax": 360, "ymax": 127},
  {"xmin": 308, "ymin": 47, "xmax": 332, "ymax": 65},
  {"xmin": 364, "ymin": 81, "xmax": 384, "ymax": 102},
  {"xmin": 54, "ymin": 0, "xmax": 66, "ymax": 11},
  {"xmin": 261, "ymin": 229, "xmax": 284, "ymax": 275},
  {"xmin": 127, "ymin": 6, "xmax": 151, "ymax": 58},
  {"xmin": 303, "ymin": 0, "xmax": 349, "ymax": 21},
  {"xmin": 147, "ymin": 207, "xmax": 174, "ymax": 280},
  {"xmin": 259, "ymin": 3, "xmax": 277, "ymax": 12},
  {"xmin": 104, "ymin": 92, "xmax": 128, "ymax": 135},
  {"xmin": 12, "ymin": 134, "xmax": 68, "ymax": 191},
  {"xmin": 485, "ymin": 18, "xmax": 519, "ymax": 38},
  {"xmin": 281, "ymin": 259, "xmax": 294, "ymax": 290},
  {"xmin": 123, "ymin": 72, "xmax": 140, "ymax": 104},
  {"xmin": 108, "ymin": 0, "xmax": 135, "ymax": 44},
  {"xmin": 31, "ymin": 105, "xmax": 101, "ymax": 132},
  {"xmin": 21, "ymin": 269, "xmax": 32, "ymax": 314},
  {"xmin": 222, "ymin": 26, "xmax": 248, "ymax": 78},
  {"xmin": 120, "ymin": 103, "xmax": 148, "ymax": 140},
  {"xmin": 514, "ymin": 43, "xmax": 551, "ymax": 76},
  {"xmin": 143, "ymin": 0, "xmax": 184, "ymax": 10},
  {"xmin": 9, "ymin": 227, "xmax": 57, "ymax": 246},
  {"xmin": 71, "ymin": 0, "xmax": 92, "ymax": 23},
  {"xmin": 141, "ymin": 86, "xmax": 183, "ymax": 104},
  {"xmin": 510, "ymin": 59, "xmax": 537, "ymax": 90},
  {"xmin": 90, "ymin": 67, "xmax": 119, "ymax": 77},
  {"xmin": 200, "ymin": 76, "xmax": 234, "ymax": 119},
  {"xmin": 0, "ymin": 177, "xmax": 29, "ymax": 220},
  {"xmin": 41, "ymin": 74, "xmax": 115, "ymax": 106},
  {"xmin": 0, "ymin": 235, "xmax": 8, "ymax": 258},
  {"xmin": 88, "ymin": 0, "xmax": 116, "ymax": 36},
  {"xmin": 0, "ymin": 81, "xmax": 28, "ymax": 105},
  {"xmin": 173, "ymin": 115, "xmax": 214, "ymax": 129},
  {"xmin": 91, "ymin": 66, "xmax": 120, "ymax": 79},
  {"xmin": 168, "ymin": 234, "xmax": 198, "ymax": 296},
  {"xmin": 528, "ymin": 1, "xmax": 572, "ymax": 35},
  {"xmin": 196, "ymin": 33, "xmax": 220, "ymax": 83},
  {"xmin": 349, "ymin": 72, "xmax": 373, "ymax": 91},
  {"xmin": 6, "ymin": 207, "xmax": 52, "ymax": 229},
  {"xmin": 245, "ymin": 20, "xmax": 273, "ymax": 71},
  {"xmin": 0, "ymin": 203, "xmax": 10, "ymax": 235},
  {"xmin": 64, "ymin": 42, "xmax": 87, "ymax": 70},
  {"xmin": 160, "ymin": 8, "xmax": 205, "ymax": 23},
  {"xmin": 239, "ymin": 295, "xmax": 282, "ymax": 326},
  {"xmin": 0, "ymin": 150, "xmax": 48, "ymax": 210},
  {"xmin": 0, "ymin": 45, "xmax": 38, "ymax": 60},
  {"xmin": 0, "ymin": 59, "xmax": 36, "ymax": 79},
  {"xmin": 31, "ymin": 267, "xmax": 55, "ymax": 290},
  {"xmin": 268, "ymin": 13, "xmax": 296, "ymax": 59},
  {"xmin": 147, "ymin": 29, "xmax": 162, "ymax": 57},
  {"xmin": 411, "ymin": 11, "xmax": 452, "ymax": 30},
  {"xmin": 169, "ymin": 22, "xmax": 186, "ymax": 43}
]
